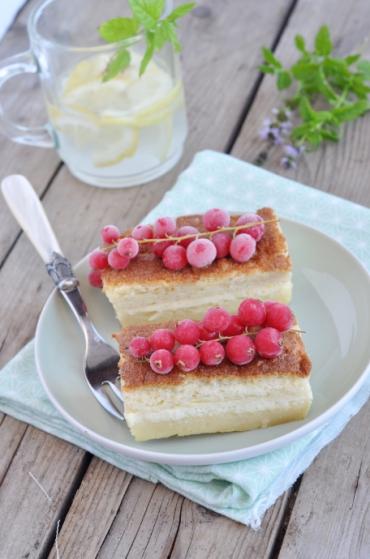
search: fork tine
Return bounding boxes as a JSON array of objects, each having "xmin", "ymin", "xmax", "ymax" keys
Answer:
[
  {"xmin": 94, "ymin": 386, "xmax": 124, "ymax": 421},
  {"xmin": 102, "ymin": 380, "xmax": 125, "ymax": 404}
]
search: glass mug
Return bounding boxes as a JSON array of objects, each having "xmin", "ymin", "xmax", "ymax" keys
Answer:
[{"xmin": 0, "ymin": 0, "xmax": 188, "ymax": 188}]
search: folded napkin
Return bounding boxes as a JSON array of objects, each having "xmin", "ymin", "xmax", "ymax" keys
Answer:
[{"xmin": 1, "ymin": 151, "xmax": 370, "ymax": 528}]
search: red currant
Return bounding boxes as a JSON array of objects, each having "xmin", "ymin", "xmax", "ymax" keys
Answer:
[
  {"xmin": 149, "ymin": 328, "xmax": 175, "ymax": 351},
  {"xmin": 199, "ymin": 340, "xmax": 225, "ymax": 366},
  {"xmin": 255, "ymin": 327, "xmax": 283, "ymax": 358},
  {"xmin": 203, "ymin": 306, "xmax": 231, "ymax": 333},
  {"xmin": 174, "ymin": 345, "xmax": 200, "ymax": 372},
  {"xmin": 150, "ymin": 349, "xmax": 174, "ymax": 374},
  {"xmin": 238, "ymin": 298, "xmax": 266, "ymax": 327},
  {"xmin": 174, "ymin": 319, "xmax": 200, "ymax": 345},
  {"xmin": 129, "ymin": 336, "xmax": 151, "ymax": 358},
  {"xmin": 226, "ymin": 335, "xmax": 256, "ymax": 365},
  {"xmin": 265, "ymin": 303, "xmax": 294, "ymax": 331}
]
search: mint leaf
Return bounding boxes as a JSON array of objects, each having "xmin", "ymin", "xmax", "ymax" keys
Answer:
[
  {"xmin": 345, "ymin": 54, "xmax": 361, "ymax": 66},
  {"xmin": 332, "ymin": 100, "xmax": 369, "ymax": 122},
  {"xmin": 165, "ymin": 22, "xmax": 181, "ymax": 51},
  {"xmin": 277, "ymin": 71, "xmax": 292, "ymax": 90},
  {"xmin": 298, "ymin": 96, "xmax": 316, "ymax": 121},
  {"xmin": 99, "ymin": 18, "xmax": 139, "ymax": 42},
  {"xmin": 139, "ymin": 32, "xmax": 155, "ymax": 75},
  {"xmin": 154, "ymin": 22, "xmax": 170, "ymax": 49},
  {"xmin": 167, "ymin": 2, "xmax": 196, "ymax": 23},
  {"xmin": 314, "ymin": 25, "xmax": 332, "ymax": 56},
  {"xmin": 100, "ymin": 0, "xmax": 194, "ymax": 79},
  {"xmin": 259, "ymin": 64, "xmax": 274, "ymax": 74},
  {"xmin": 357, "ymin": 60, "xmax": 370, "ymax": 80},
  {"xmin": 128, "ymin": 0, "xmax": 161, "ymax": 29},
  {"xmin": 102, "ymin": 48, "xmax": 131, "ymax": 81},
  {"xmin": 294, "ymin": 34, "xmax": 306, "ymax": 54},
  {"xmin": 262, "ymin": 47, "xmax": 282, "ymax": 69}
]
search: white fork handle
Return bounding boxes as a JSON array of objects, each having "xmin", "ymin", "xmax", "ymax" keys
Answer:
[{"xmin": 1, "ymin": 174, "xmax": 62, "ymax": 263}]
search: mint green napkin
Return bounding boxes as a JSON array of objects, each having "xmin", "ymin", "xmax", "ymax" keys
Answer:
[{"xmin": 1, "ymin": 151, "xmax": 370, "ymax": 528}]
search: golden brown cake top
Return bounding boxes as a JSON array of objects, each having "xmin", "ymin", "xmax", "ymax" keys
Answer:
[
  {"xmin": 114, "ymin": 323, "xmax": 312, "ymax": 390},
  {"xmin": 102, "ymin": 208, "xmax": 291, "ymax": 287}
]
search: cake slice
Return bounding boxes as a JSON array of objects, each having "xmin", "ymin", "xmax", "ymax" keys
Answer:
[
  {"xmin": 114, "ymin": 320, "xmax": 312, "ymax": 442},
  {"xmin": 102, "ymin": 208, "xmax": 292, "ymax": 327}
]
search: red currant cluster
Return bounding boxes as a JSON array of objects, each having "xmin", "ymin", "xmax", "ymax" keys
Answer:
[
  {"xmin": 128, "ymin": 299, "xmax": 295, "ymax": 375},
  {"xmin": 88, "ymin": 209, "xmax": 269, "ymax": 288}
]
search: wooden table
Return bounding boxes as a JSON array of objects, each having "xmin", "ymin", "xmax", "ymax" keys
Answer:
[{"xmin": 0, "ymin": 1, "xmax": 369, "ymax": 557}]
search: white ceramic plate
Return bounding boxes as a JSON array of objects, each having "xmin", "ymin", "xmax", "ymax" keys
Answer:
[{"xmin": 35, "ymin": 218, "xmax": 370, "ymax": 465}]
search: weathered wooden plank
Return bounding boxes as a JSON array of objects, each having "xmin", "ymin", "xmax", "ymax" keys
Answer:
[
  {"xmin": 47, "ymin": 458, "xmax": 132, "ymax": 559},
  {"xmin": 169, "ymin": 494, "xmax": 289, "ymax": 559},
  {"xmin": 0, "ymin": 0, "xmax": 61, "ymax": 264},
  {"xmin": 0, "ymin": 426, "xmax": 86, "ymax": 559},
  {"xmin": 0, "ymin": 416, "xmax": 27, "ymax": 485},
  {"xmin": 97, "ymin": 479, "xmax": 183, "ymax": 558},
  {"xmin": 277, "ymin": 400, "xmax": 370, "ymax": 559},
  {"xmin": 233, "ymin": 0, "xmax": 370, "ymax": 207}
]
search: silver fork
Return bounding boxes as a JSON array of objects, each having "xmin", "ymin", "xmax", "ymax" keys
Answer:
[{"xmin": 1, "ymin": 175, "xmax": 124, "ymax": 421}]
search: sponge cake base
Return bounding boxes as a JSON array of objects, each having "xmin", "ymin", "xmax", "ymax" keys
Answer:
[{"xmin": 123, "ymin": 375, "xmax": 312, "ymax": 441}]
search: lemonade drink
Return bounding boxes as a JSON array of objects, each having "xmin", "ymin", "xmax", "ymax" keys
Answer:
[{"xmin": 47, "ymin": 51, "xmax": 187, "ymax": 187}]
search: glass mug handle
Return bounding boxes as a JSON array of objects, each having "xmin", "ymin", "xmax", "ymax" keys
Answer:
[{"xmin": 0, "ymin": 51, "xmax": 53, "ymax": 148}]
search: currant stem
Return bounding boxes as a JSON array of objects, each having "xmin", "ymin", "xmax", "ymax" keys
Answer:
[{"xmin": 104, "ymin": 218, "xmax": 278, "ymax": 250}]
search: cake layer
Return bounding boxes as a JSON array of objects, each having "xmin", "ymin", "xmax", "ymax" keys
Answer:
[
  {"xmin": 123, "ymin": 375, "xmax": 312, "ymax": 441},
  {"xmin": 103, "ymin": 208, "xmax": 292, "ymax": 326}
]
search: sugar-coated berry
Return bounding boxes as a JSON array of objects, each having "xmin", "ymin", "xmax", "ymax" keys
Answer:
[
  {"xmin": 238, "ymin": 298, "xmax": 266, "ymax": 327},
  {"xmin": 117, "ymin": 237, "xmax": 139, "ymax": 259},
  {"xmin": 107, "ymin": 249, "xmax": 130, "ymax": 270},
  {"xmin": 236, "ymin": 213, "xmax": 265, "ymax": 241},
  {"xmin": 255, "ymin": 327, "xmax": 283, "ymax": 358},
  {"xmin": 265, "ymin": 302, "xmax": 294, "ymax": 331},
  {"xmin": 199, "ymin": 340, "xmax": 225, "ymax": 366},
  {"xmin": 162, "ymin": 245, "xmax": 188, "ymax": 271},
  {"xmin": 131, "ymin": 224, "xmax": 153, "ymax": 240},
  {"xmin": 150, "ymin": 349, "xmax": 174, "ymax": 374},
  {"xmin": 89, "ymin": 249, "xmax": 109, "ymax": 270},
  {"xmin": 212, "ymin": 232, "xmax": 231, "ymax": 258},
  {"xmin": 203, "ymin": 306, "xmax": 231, "ymax": 333},
  {"xmin": 152, "ymin": 240, "xmax": 173, "ymax": 258},
  {"xmin": 176, "ymin": 225, "xmax": 199, "ymax": 248},
  {"xmin": 221, "ymin": 315, "xmax": 244, "ymax": 336},
  {"xmin": 226, "ymin": 335, "xmax": 256, "ymax": 365},
  {"xmin": 203, "ymin": 208, "xmax": 230, "ymax": 231},
  {"xmin": 149, "ymin": 328, "xmax": 175, "ymax": 351},
  {"xmin": 153, "ymin": 216, "xmax": 176, "ymax": 238},
  {"xmin": 174, "ymin": 345, "xmax": 200, "ymax": 372},
  {"xmin": 174, "ymin": 319, "xmax": 201, "ymax": 345},
  {"xmin": 101, "ymin": 225, "xmax": 120, "ymax": 244},
  {"xmin": 186, "ymin": 238, "xmax": 217, "ymax": 268},
  {"xmin": 129, "ymin": 336, "xmax": 151, "ymax": 358},
  {"xmin": 229, "ymin": 233, "xmax": 256, "ymax": 263},
  {"xmin": 198, "ymin": 324, "xmax": 218, "ymax": 341},
  {"xmin": 88, "ymin": 269, "xmax": 103, "ymax": 288}
]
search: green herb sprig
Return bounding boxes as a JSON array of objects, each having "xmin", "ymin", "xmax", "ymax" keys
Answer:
[
  {"xmin": 99, "ymin": 0, "xmax": 195, "ymax": 81},
  {"xmin": 259, "ymin": 25, "xmax": 370, "ymax": 167}
]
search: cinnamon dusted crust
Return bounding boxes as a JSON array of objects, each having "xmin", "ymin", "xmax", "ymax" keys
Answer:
[
  {"xmin": 102, "ymin": 208, "xmax": 291, "ymax": 287},
  {"xmin": 114, "ymin": 323, "xmax": 312, "ymax": 390}
]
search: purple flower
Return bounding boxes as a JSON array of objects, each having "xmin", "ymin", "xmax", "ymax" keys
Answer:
[
  {"xmin": 283, "ymin": 144, "xmax": 301, "ymax": 158},
  {"xmin": 269, "ymin": 127, "xmax": 283, "ymax": 145},
  {"xmin": 259, "ymin": 118, "xmax": 272, "ymax": 140},
  {"xmin": 281, "ymin": 156, "xmax": 297, "ymax": 170}
]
